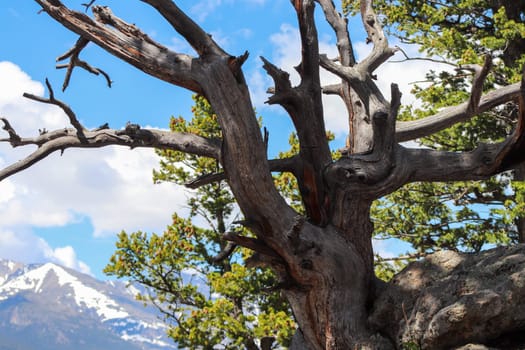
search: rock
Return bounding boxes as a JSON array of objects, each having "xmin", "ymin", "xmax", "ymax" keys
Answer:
[{"xmin": 369, "ymin": 245, "xmax": 525, "ymax": 350}]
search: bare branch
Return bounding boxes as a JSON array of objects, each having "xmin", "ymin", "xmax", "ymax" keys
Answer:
[
  {"xmin": 357, "ymin": 0, "xmax": 398, "ymax": 74},
  {"xmin": 316, "ymin": 0, "xmax": 356, "ymax": 67},
  {"xmin": 56, "ymin": 36, "xmax": 89, "ymax": 62},
  {"xmin": 330, "ymin": 69, "xmax": 525, "ymax": 195},
  {"xmin": 320, "ymin": 54, "xmax": 388, "ymax": 113},
  {"xmin": 401, "ymin": 141, "xmax": 509, "ymax": 183},
  {"xmin": 390, "ymin": 83, "xmax": 402, "ymax": 119},
  {"xmin": 498, "ymin": 66, "xmax": 525, "ymax": 170},
  {"xmin": 0, "ymin": 118, "xmax": 21, "ymax": 145},
  {"xmin": 375, "ymin": 252, "xmax": 427, "ymax": 262},
  {"xmin": 210, "ymin": 242, "xmax": 237, "ymax": 263},
  {"xmin": 318, "ymin": 0, "xmax": 394, "ymax": 86},
  {"xmin": 395, "ymin": 82, "xmax": 522, "ymax": 142},
  {"xmin": 57, "ymin": 59, "xmax": 112, "ymax": 89},
  {"xmin": 0, "ymin": 121, "xmax": 220, "ymax": 182},
  {"xmin": 322, "ymin": 83, "xmax": 343, "ymax": 96},
  {"xmin": 392, "ymin": 46, "xmax": 457, "ymax": 67},
  {"xmin": 364, "ymin": 83, "xmax": 400, "ymax": 158},
  {"xmin": 223, "ymin": 232, "xmax": 280, "ymax": 259},
  {"xmin": 261, "ymin": 56, "xmax": 294, "ymax": 105},
  {"xmin": 294, "ymin": 0, "xmax": 321, "ymax": 82},
  {"xmin": 23, "ymin": 79, "xmax": 87, "ymax": 137},
  {"xmin": 458, "ymin": 54, "xmax": 493, "ymax": 114},
  {"xmin": 403, "ymin": 66, "xmax": 525, "ymax": 183},
  {"xmin": 81, "ymin": 0, "xmax": 95, "ymax": 12},
  {"xmin": 55, "ymin": 37, "xmax": 112, "ymax": 90},
  {"xmin": 185, "ymin": 157, "xmax": 301, "ymax": 189},
  {"xmin": 185, "ymin": 173, "xmax": 225, "ymax": 189},
  {"xmin": 319, "ymin": 54, "xmax": 357, "ymax": 82},
  {"xmin": 140, "ymin": 0, "xmax": 227, "ymax": 58},
  {"xmin": 262, "ymin": 48, "xmax": 332, "ymax": 225},
  {"xmin": 35, "ymin": 0, "xmax": 203, "ymax": 93}
]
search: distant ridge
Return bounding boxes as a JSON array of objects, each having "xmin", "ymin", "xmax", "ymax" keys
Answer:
[{"xmin": 0, "ymin": 259, "xmax": 177, "ymax": 350}]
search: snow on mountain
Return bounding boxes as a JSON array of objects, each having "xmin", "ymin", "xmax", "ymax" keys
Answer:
[
  {"xmin": 0, "ymin": 259, "xmax": 177, "ymax": 350},
  {"xmin": 0, "ymin": 259, "xmax": 24, "ymax": 285},
  {"xmin": 0, "ymin": 262, "xmax": 129, "ymax": 320}
]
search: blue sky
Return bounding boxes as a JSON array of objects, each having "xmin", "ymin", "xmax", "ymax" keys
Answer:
[{"xmin": 0, "ymin": 1, "xmax": 436, "ymax": 279}]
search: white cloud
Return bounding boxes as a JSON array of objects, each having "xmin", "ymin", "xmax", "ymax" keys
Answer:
[
  {"xmin": 52, "ymin": 246, "xmax": 92, "ymax": 275},
  {"xmin": 0, "ymin": 228, "xmax": 92, "ymax": 276},
  {"xmin": 0, "ymin": 62, "xmax": 191, "ymax": 273},
  {"xmin": 269, "ymin": 24, "xmax": 302, "ymax": 85},
  {"xmin": 0, "ymin": 229, "xmax": 49, "ymax": 263},
  {"xmin": 1, "ymin": 144, "xmax": 189, "ymax": 237},
  {"xmin": 0, "ymin": 179, "xmax": 15, "ymax": 204},
  {"xmin": 0, "ymin": 62, "xmax": 43, "ymax": 106}
]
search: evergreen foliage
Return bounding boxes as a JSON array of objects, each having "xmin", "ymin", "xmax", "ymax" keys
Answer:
[{"xmin": 105, "ymin": 96, "xmax": 295, "ymax": 349}]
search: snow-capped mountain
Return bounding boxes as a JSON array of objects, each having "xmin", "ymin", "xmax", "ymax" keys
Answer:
[{"xmin": 0, "ymin": 259, "xmax": 177, "ymax": 350}]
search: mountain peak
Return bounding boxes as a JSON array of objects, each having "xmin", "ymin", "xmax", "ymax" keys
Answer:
[
  {"xmin": 0, "ymin": 258, "xmax": 25, "ymax": 279},
  {"xmin": 0, "ymin": 259, "xmax": 175, "ymax": 350}
]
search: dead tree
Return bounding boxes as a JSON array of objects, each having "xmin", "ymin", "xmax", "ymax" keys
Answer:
[{"xmin": 2, "ymin": 1, "xmax": 525, "ymax": 349}]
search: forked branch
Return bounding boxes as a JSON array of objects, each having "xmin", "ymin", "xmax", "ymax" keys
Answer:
[
  {"xmin": 0, "ymin": 90, "xmax": 221, "ymax": 181},
  {"xmin": 35, "ymin": 0, "xmax": 203, "ymax": 93},
  {"xmin": 316, "ymin": 0, "xmax": 355, "ymax": 67},
  {"xmin": 358, "ymin": 0, "xmax": 397, "ymax": 74},
  {"xmin": 261, "ymin": 2, "xmax": 333, "ymax": 225},
  {"xmin": 23, "ymin": 79, "xmax": 87, "ymax": 138},
  {"xmin": 0, "ymin": 122, "xmax": 221, "ymax": 182},
  {"xmin": 140, "ymin": 0, "xmax": 226, "ymax": 58},
  {"xmin": 56, "ymin": 37, "xmax": 111, "ymax": 91}
]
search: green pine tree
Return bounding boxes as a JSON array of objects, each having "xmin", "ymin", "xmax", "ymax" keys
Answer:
[{"xmin": 105, "ymin": 96, "xmax": 295, "ymax": 349}]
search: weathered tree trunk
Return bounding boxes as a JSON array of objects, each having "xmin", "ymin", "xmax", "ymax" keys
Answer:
[
  {"xmin": 283, "ymin": 224, "xmax": 374, "ymax": 349},
  {"xmin": 3, "ymin": 1, "xmax": 525, "ymax": 349}
]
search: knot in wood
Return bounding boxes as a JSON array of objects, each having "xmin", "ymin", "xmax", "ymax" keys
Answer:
[
  {"xmin": 373, "ymin": 110, "xmax": 389, "ymax": 122},
  {"xmin": 125, "ymin": 122, "xmax": 141, "ymax": 135},
  {"xmin": 325, "ymin": 161, "xmax": 369, "ymax": 185},
  {"xmin": 482, "ymin": 155, "xmax": 493, "ymax": 165},
  {"xmin": 324, "ymin": 156, "xmax": 395, "ymax": 190},
  {"xmin": 300, "ymin": 259, "xmax": 313, "ymax": 270}
]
